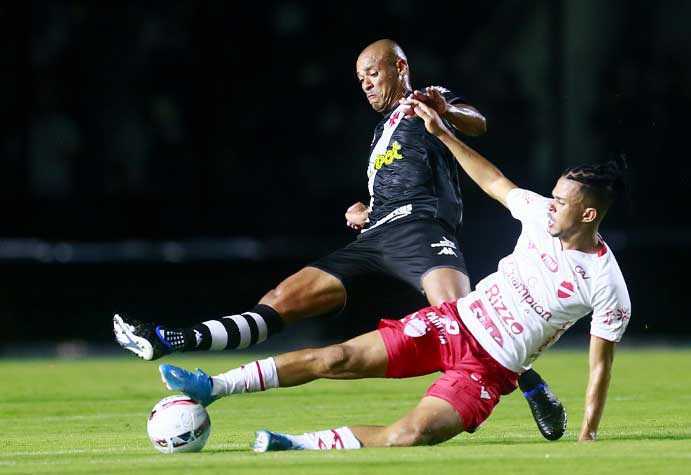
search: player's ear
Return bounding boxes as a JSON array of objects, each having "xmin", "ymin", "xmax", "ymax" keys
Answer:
[
  {"xmin": 582, "ymin": 207, "xmax": 598, "ymax": 223},
  {"xmin": 396, "ymin": 58, "xmax": 408, "ymax": 78}
]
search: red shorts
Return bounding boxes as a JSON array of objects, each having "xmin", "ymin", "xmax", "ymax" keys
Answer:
[{"xmin": 378, "ymin": 301, "xmax": 519, "ymax": 432}]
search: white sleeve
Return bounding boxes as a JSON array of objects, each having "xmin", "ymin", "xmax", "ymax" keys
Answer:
[
  {"xmin": 506, "ymin": 188, "xmax": 551, "ymax": 223},
  {"xmin": 589, "ymin": 267, "xmax": 632, "ymax": 342}
]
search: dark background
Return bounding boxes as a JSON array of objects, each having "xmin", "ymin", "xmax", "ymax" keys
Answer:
[{"xmin": 1, "ymin": 1, "xmax": 690, "ymax": 355}]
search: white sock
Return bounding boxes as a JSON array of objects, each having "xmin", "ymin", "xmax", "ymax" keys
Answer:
[
  {"xmin": 211, "ymin": 357, "xmax": 279, "ymax": 397},
  {"xmin": 302, "ymin": 427, "xmax": 361, "ymax": 450}
]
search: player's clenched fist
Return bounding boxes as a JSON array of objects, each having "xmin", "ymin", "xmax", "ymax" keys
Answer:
[{"xmin": 345, "ymin": 202, "xmax": 370, "ymax": 230}]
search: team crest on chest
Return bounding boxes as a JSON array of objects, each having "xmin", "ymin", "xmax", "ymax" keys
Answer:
[{"xmin": 557, "ymin": 281, "xmax": 575, "ymax": 299}]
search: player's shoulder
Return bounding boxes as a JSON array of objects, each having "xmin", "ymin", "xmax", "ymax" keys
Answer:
[
  {"xmin": 508, "ymin": 188, "xmax": 549, "ymax": 204},
  {"xmin": 426, "ymin": 84, "xmax": 465, "ymax": 104},
  {"xmin": 507, "ymin": 188, "xmax": 551, "ymax": 219},
  {"xmin": 591, "ymin": 242, "xmax": 630, "ymax": 299},
  {"xmin": 594, "ymin": 242, "xmax": 626, "ymax": 280}
]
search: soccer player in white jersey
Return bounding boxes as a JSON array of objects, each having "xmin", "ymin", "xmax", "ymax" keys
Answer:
[{"xmin": 157, "ymin": 92, "xmax": 631, "ymax": 450}]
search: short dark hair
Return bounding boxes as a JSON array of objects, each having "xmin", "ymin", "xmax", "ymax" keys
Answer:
[{"xmin": 562, "ymin": 160, "xmax": 628, "ymax": 211}]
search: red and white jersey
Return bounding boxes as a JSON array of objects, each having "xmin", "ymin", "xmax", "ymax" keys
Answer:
[{"xmin": 458, "ymin": 188, "xmax": 631, "ymax": 373}]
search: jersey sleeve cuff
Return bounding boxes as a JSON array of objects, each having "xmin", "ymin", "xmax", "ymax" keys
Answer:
[
  {"xmin": 506, "ymin": 188, "xmax": 526, "ymax": 219},
  {"xmin": 589, "ymin": 330, "xmax": 621, "ymax": 343}
]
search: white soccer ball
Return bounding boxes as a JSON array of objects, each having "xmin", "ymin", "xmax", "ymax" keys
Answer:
[{"xmin": 147, "ymin": 395, "xmax": 211, "ymax": 454}]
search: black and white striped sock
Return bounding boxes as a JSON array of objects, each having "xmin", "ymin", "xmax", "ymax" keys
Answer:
[{"xmin": 179, "ymin": 304, "xmax": 284, "ymax": 351}]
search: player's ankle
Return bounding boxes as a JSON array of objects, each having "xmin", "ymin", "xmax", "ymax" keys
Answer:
[
  {"xmin": 518, "ymin": 368, "xmax": 545, "ymax": 393},
  {"xmin": 155, "ymin": 327, "xmax": 186, "ymax": 352}
]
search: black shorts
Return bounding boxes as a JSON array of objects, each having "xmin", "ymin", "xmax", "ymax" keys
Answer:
[{"xmin": 309, "ymin": 218, "xmax": 468, "ymax": 293}]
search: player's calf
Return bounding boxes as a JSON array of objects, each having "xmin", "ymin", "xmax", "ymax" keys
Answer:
[{"xmin": 112, "ymin": 304, "xmax": 284, "ymax": 360}]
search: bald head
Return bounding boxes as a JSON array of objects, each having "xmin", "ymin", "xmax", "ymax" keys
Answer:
[
  {"xmin": 356, "ymin": 39, "xmax": 411, "ymax": 112},
  {"xmin": 358, "ymin": 39, "xmax": 408, "ymax": 67}
]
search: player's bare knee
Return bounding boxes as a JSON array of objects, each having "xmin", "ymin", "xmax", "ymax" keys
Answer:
[
  {"xmin": 258, "ymin": 287, "xmax": 281, "ymax": 307},
  {"xmin": 381, "ymin": 424, "xmax": 430, "ymax": 447},
  {"xmin": 384, "ymin": 419, "xmax": 449, "ymax": 447},
  {"xmin": 314, "ymin": 344, "xmax": 354, "ymax": 377},
  {"xmin": 259, "ymin": 285, "xmax": 294, "ymax": 314}
]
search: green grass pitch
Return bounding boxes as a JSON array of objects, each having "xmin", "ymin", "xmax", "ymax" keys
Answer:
[{"xmin": 2, "ymin": 348, "xmax": 690, "ymax": 475}]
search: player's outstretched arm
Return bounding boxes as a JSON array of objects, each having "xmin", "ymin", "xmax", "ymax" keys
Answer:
[
  {"xmin": 403, "ymin": 97, "xmax": 517, "ymax": 207},
  {"xmin": 579, "ymin": 336, "xmax": 615, "ymax": 442}
]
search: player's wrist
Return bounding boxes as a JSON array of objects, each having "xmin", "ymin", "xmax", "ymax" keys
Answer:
[
  {"xmin": 440, "ymin": 104, "xmax": 452, "ymax": 118},
  {"xmin": 437, "ymin": 128, "xmax": 457, "ymax": 143}
]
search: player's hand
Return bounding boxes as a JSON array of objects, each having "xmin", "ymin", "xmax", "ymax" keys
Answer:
[
  {"xmin": 415, "ymin": 87, "xmax": 449, "ymax": 115},
  {"xmin": 401, "ymin": 87, "xmax": 449, "ymax": 118},
  {"xmin": 345, "ymin": 202, "xmax": 369, "ymax": 230},
  {"xmin": 400, "ymin": 97, "xmax": 452, "ymax": 138}
]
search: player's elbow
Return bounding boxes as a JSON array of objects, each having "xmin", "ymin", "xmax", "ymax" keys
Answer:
[
  {"xmin": 482, "ymin": 177, "xmax": 507, "ymax": 201},
  {"xmin": 450, "ymin": 104, "xmax": 487, "ymax": 136},
  {"xmin": 468, "ymin": 117, "xmax": 487, "ymax": 136},
  {"xmin": 456, "ymin": 118, "xmax": 487, "ymax": 137}
]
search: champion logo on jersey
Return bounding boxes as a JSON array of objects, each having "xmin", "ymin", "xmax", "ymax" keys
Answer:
[{"xmin": 557, "ymin": 281, "xmax": 575, "ymax": 299}]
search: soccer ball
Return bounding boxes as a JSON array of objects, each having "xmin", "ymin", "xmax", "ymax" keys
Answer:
[{"xmin": 147, "ymin": 395, "xmax": 211, "ymax": 454}]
